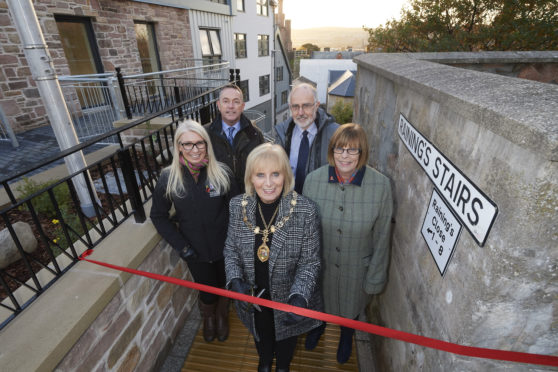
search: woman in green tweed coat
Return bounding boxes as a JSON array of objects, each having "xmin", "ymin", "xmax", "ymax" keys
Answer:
[{"xmin": 303, "ymin": 123, "xmax": 393, "ymax": 364}]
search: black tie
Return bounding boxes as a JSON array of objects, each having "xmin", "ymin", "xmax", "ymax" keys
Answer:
[{"xmin": 295, "ymin": 130, "xmax": 309, "ymax": 194}]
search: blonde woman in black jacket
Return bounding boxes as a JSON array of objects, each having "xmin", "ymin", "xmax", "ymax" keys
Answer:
[{"xmin": 151, "ymin": 119, "xmax": 237, "ymax": 343}]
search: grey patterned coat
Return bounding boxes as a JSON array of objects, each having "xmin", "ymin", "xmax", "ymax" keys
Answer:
[
  {"xmin": 303, "ymin": 165, "xmax": 393, "ymax": 319},
  {"xmin": 224, "ymin": 191, "xmax": 323, "ymax": 341}
]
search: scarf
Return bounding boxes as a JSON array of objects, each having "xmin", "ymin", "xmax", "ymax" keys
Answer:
[{"xmin": 180, "ymin": 154, "xmax": 208, "ymax": 181}]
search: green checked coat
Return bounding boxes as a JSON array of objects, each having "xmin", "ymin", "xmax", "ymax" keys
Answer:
[
  {"xmin": 224, "ymin": 191, "xmax": 323, "ymax": 341},
  {"xmin": 303, "ymin": 165, "xmax": 393, "ymax": 319}
]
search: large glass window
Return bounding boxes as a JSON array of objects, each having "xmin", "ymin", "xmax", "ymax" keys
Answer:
[
  {"xmin": 200, "ymin": 28, "xmax": 222, "ymax": 64},
  {"xmin": 237, "ymin": 0, "xmax": 245, "ymax": 12},
  {"xmin": 55, "ymin": 16, "xmax": 103, "ymax": 107},
  {"xmin": 134, "ymin": 22, "xmax": 161, "ymax": 74},
  {"xmin": 235, "ymin": 33, "xmax": 247, "ymax": 58},
  {"xmin": 256, "ymin": 0, "xmax": 268, "ymax": 16},
  {"xmin": 259, "ymin": 75, "xmax": 269, "ymax": 96},
  {"xmin": 238, "ymin": 80, "xmax": 249, "ymax": 102},
  {"xmin": 55, "ymin": 16, "xmax": 102, "ymax": 76},
  {"xmin": 258, "ymin": 35, "xmax": 269, "ymax": 57}
]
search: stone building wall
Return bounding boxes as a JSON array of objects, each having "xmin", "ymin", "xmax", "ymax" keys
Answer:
[
  {"xmin": 353, "ymin": 53, "xmax": 557, "ymax": 371},
  {"xmin": 55, "ymin": 239, "xmax": 197, "ymax": 372},
  {"xmin": 0, "ymin": 0, "xmax": 193, "ymax": 133}
]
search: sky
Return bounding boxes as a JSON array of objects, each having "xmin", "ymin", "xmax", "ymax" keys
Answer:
[{"xmin": 282, "ymin": 0, "xmax": 409, "ymax": 29}]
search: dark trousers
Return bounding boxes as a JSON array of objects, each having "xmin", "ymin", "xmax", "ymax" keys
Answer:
[
  {"xmin": 254, "ymin": 306, "xmax": 298, "ymax": 369},
  {"xmin": 187, "ymin": 259, "xmax": 226, "ymax": 304}
]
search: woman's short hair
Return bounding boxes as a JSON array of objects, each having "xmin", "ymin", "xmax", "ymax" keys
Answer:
[
  {"xmin": 327, "ymin": 123, "xmax": 369, "ymax": 170},
  {"xmin": 244, "ymin": 143, "xmax": 294, "ymax": 196}
]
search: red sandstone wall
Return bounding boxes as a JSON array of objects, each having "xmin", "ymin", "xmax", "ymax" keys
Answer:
[{"xmin": 0, "ymin": 0, "xmax": 194, "ymax": 133}]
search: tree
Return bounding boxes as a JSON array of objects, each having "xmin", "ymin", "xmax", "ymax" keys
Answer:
[
  {"xmin": 364, "ymin": 0, "xmax": 558, "ymax": 52},
  {"xmin": 331, "ymin": 100, "xmax": 353, "ymax": 124},
  {"xmin": 301, "ymin": 43, "xmax": 320, "ymax": 52}
]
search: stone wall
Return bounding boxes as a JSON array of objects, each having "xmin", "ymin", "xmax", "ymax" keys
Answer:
[
  {"xmin": 0, "ymin": 0, "xmax": 193, "ymax": 133},
  {"xmin": 0, "ymin": 200, "xmax": 198, "ymax": 372},
  {"xmin": 401, "ymin": 51, "xmax": 558, "ymax": 84},
  {"xmin": 354, "ymin": 53, "xmax": 557, "ymax": 371},
  {"xmin": 55, "ymin": 239, "xmax": 196, "ymax": 372}
]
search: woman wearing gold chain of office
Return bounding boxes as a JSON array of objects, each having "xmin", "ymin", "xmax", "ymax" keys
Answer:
[{"xmin": 224, "ymin": 143, "xmax": 323, "ymax": 372}]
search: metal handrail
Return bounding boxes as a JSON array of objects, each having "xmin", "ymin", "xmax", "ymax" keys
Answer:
[{"xmin": 0, "ymin": 89, "xmax": 222, "ymax": 330}]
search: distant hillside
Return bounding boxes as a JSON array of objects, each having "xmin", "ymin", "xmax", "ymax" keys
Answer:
[{"xmin": 292, "ymin": 27, "xmax": 369, "ymax": 50}]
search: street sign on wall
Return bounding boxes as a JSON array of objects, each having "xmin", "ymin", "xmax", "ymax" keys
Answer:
[
  {"xmin": 421, "ymin": 189, "xmax": 463, "ymax": 276},
  {"xmin": 398, "ymin": 114, "xmax": 498, "ymax": 246}
]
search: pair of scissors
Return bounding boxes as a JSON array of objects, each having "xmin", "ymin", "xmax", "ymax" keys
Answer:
[{"xmin": 248, "ymin": 287, "xmax": 266, "ymax": 312}]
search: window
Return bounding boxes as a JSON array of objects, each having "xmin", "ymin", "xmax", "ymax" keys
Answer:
[
  {"xmin": 237, "ymin": 0, "xmax": 244, "ymax": 11},
  {"xmin": 276, "ymin": 66, "xmax": 283, "ymax": 81},
  {"xmin": 210, "ymin": 0, "xmax": 227, "ymax": 3},
  {"xmin": 256, "ymin": 0, "xmax": 268, "ymax": 16},
  {"xmin": 55, "ymin": 16, "xmax": 104, "ymax": 107},
  {"xmin": 199, "ymin": 28, "xmax": 222, "ymax": 64},
  {"xmin": 134, "ymin": 22, "xmax": 161, "ymax": 74},
  {"xmin": 281, "ymin": 90, "xmax": 288, "ymax": 105},
  {"xmin": 238, "ymin": 80, "xmax": 249, "ymax": 102},
  {"xmin": 235, "ymin": 33, "xmax": 247, "ymax": 58},
  {"xmin": 259, "ymin": 75, "xmax": 270, "ymax": 96},
  {"xmin": 258, "ymin": 35, "xmax": 269, "ymax": 57}
]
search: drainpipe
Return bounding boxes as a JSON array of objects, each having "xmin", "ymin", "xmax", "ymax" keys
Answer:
[
  {"xmin": 7, "ymin": 0, "xmax": 99, "ymax": 217},
  {"xmin": 270, "ymin": 0, "xmax": 278, "ymax": 130}
]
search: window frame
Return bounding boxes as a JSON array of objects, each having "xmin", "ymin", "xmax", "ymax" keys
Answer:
[
  {"xmin": 256, "ymin": 0, "xmax": 268, "ymax": 16},
  {"xmin": 276, "ymin": 66, "xmax": 283, "ymax": 82},
  {"xmin": 281, "ymin": 90, "xmax": 288, "ymax": 105},
  {"xmin": 237, "ymin": 0, "xmax": 245, "ymax": 12},
  {"xmin": 199, "ymin": 28, "xmax": 222, "ymax": 64},
  {"xmin": 258, "ymin": 34, "xmax": 269, "ymax": 57},
  {"xmin": 134, "ymin": 21, "xmax": 162, "ymax": 74},
  {"xmin": 234, "ymin": 33, "xmax": 247, "ymax": 59},
  {"xmin": 259, "ymin": 74, "xmax": 270, "ymax": 96},
  {"xmin": 238, "ymin": 80, "xmax": 250, "ymax": 102}
]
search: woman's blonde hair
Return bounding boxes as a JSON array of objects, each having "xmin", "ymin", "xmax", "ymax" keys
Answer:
[
  {"xmin": 244, "ymin": 143, "xmax": 294, "ymax": 196},
  {"xmin": 327, "ymin": 123, "xmax": 369, "ymax": 170},
  {"xmin": 165, "ymin": 119, "xmax": 231, "ymax": 199}
]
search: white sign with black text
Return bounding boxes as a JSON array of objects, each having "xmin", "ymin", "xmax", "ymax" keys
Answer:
[
  {"xmin": 398, "ymin": 114, "xmax": 498, "ymax": 246},
  {"xmin": 421, "ymin": 190, "xmax": 462, "ymax": 276}
]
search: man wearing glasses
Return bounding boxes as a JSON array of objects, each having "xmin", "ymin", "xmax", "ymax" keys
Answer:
[
  {"xmin": 274, "ymin": 83, "xmax": 339, "ymax": 194},
  {"xmin": 206, "ymin": 84, "xmax": 265, "ymax": 194}
]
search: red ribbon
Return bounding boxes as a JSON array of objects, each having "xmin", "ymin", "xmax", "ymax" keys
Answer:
[{"xmin": 79, "ymin": 250, "xmax": 558, "ymax": 367}]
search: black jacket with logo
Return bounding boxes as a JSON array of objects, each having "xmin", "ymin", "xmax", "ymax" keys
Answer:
[{"xmin": 150, "ymin": 167, "xmax": 236, "ymax": 262}]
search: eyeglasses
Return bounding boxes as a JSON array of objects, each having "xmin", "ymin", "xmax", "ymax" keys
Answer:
[
  {"xmin": 290, "ymin": 102, "xmax": 315, "ymax": 112},
  {"xmin": 179, "ymin": 141, "xmax": 206, "ymax": 151},
  {"xmin": 333, "ymin": 147, "xmax": 361, "ymax": 155}
]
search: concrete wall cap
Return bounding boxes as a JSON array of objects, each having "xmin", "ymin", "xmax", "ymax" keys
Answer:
[{"xmin": 354, "ymin": 53, "xmax": 558, "ymax": 161}]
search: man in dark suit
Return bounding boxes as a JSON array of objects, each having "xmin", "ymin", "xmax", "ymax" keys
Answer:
[{"xmin": 206, "ymin": 84, "xmax": 265, "ymax": 194}]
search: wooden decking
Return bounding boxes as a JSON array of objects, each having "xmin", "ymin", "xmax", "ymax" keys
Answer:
[{"xmin": 183, "ymin": 311, "xmax": 359, "ymax": 371}]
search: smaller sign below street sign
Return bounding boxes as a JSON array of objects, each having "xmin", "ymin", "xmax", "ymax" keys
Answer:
[{"xmin": 421, "ymin": 189, "xmax": 463, "ymax": 276}]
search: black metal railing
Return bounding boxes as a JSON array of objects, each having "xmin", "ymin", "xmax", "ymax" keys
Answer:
[
  {"xmin": 116, "ymin": 62, "xmax": 237, "ymax": 120},
  {"xmin": 0, "ymin": 88, "xmax": 221, "ymax": 330}
]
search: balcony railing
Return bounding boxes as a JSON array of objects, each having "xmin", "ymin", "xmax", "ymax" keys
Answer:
[
  {"xmin": 117, "ymin": 60, "xmax": 232, "ymax": 120},
  {"xmin": 0, "ymin": 88, "xmax": 221, "ymax": 330}
]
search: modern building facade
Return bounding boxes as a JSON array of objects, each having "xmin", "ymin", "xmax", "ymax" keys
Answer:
[{"xmin": 1, "ymin": 0, "xmax": 288, "ymax": 141}]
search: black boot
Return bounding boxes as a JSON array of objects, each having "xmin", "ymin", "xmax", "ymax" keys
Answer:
[
  {"xmin": 257, "ymin": 361, "xmax": 272, "ymax": 372},
  {"xmin": 336, "ymin": 326, "xmax": 355, "ymax": 364},
  {"xmin": 305, "ymin": 322, "xmax": 325, "ymax": 350},
  {"xmin": 216, "ymin": 296, "xmax": 230, "ymax": 341},
  {"xmin": 198, "ymin": 301, "xmax": 216, "ymax": 342}
]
